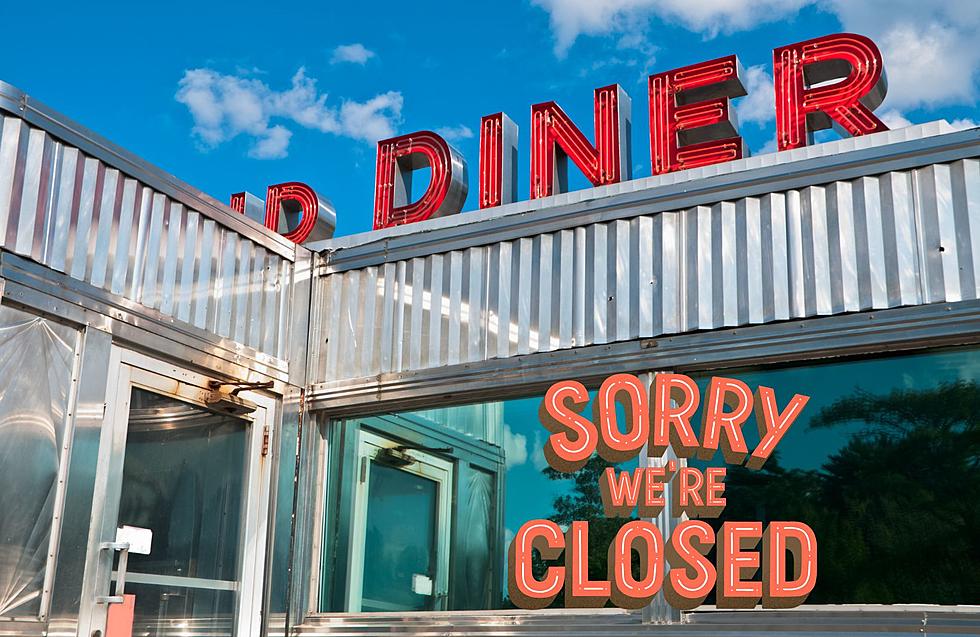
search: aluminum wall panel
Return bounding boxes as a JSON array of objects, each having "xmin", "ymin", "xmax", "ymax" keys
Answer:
[
  {"xmin": 0, "ymin": 112, "xmax": 294, "ymax": 360},
  {"xmin": 313, "ymin": 157, "xmax": 980, "ymax": 384}
]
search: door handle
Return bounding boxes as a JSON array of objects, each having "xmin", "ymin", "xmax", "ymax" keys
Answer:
[{"xmin": 96, "ymin": 541, "xmax": 130, "ymax": 605}]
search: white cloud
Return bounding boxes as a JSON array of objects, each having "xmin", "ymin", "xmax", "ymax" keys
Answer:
[
  {"xmin": 878, "ymin": 109, "xmax": 913, "ymax": 129},
  {"xmin": 435, "ymin": 125, "xmax": 474, "ymax": 142},
  {"xmin": 337, "ymin": 92, "xmax": 405, "ymax": 142},
  {"xmin": 950, "ymin": 118, "xmax": 979, "ymax": 130},
  {"xmin": 757, "ymin": 137, "xmax": 778, "ymax": 155},
  {"xmin": 737, "ymin": 65, "xmax": 775, "ymax": 126},
  {"xmin": 531, "ymin": 0, "xmax": 811, "ymax": 57},
  {"xmin": 249, "ymin": 125, "xmax": 292, "ymax": 159},
  {"xmin": 871, "ymin": 23, "xmax": 976, "ymax": 110},
  {"xmin": 823, "ymin": 1, "xmax": 980, "ymax": 111},
  {"xmin": 531, "ymin": 431, "xmax": 549, "ymax": 471},
  {"xmin": 175, "ymin": 67, "xmax": 402, "ymax": 159},
  {"xmin": 331, "ymin": 43, "xmax": 376, "ymax": 65},
  {"xmin": 503, "ymin": 423, "xmax": 528, "ymax": 469},
  {"xmin": 533, "ymin": 0, "xmax": 980, "ymax": 115}
]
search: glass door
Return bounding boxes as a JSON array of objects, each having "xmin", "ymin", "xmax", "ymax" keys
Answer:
[
  {"xmin": 347, "ymin": 431, "xmax": 453, "ymax": 612},
  {"xmin": 84, "ymin": 349, "xmax": 274, "ymax": 637}
]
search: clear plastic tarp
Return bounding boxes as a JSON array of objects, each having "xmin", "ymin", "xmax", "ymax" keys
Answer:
[{"xmin": 0, "ymin": 304, "xmax": 77, "ymax": 617}]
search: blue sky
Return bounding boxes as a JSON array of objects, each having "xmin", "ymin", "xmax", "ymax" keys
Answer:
[{"xmin": 4, "ymin": 0, "xmax": 978, "ymax": 237}]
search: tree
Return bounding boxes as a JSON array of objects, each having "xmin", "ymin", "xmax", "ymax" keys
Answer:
[{"xmin": 723, "ymin": 380, "xmax": 980, "ymax": 604}]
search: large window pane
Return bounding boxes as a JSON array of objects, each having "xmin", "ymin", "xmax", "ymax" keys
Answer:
[
  {"xmin": 0, "ymin": 304, "xmax": 78, "ymax": 618},
  {"xmin": 120, "ymin": 388, "xmax": 248, "ymax": 582},
  {"xmin": 325, "ymin": 346, "xmax": 980, "ymax": 611},
  {"xmin": 117, "ymin": 388, "xmax": 249, "ymax": 636},
  {"xmin": 691, "ymin": 348, "xmax": 980, "ymax": 604}
]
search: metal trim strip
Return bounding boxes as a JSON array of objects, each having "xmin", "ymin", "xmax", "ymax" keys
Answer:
[
  {"xmin": 291, "ymin": 605, "xmax": 980, "ymax": 636},
  {"xmin": 119, "ymin": 572, "xmax": 238, "ymax": 592}
]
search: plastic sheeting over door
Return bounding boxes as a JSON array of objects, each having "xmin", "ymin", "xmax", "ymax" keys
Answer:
[{"xmin": 0, "ymin": 303, "xmax": 78, "ymax": 618}]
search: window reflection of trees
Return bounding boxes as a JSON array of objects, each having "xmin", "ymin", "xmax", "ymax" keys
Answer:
[
  {"xmin": 513, "ymin": 380, "xmax": 980, "ymax": 607},
  {"xmin": 723, "ymin": 380, "xmax": 980, "ymax": 605}
]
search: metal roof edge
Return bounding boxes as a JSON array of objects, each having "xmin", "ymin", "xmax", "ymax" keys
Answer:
[{"xmin": 0, "ymin": 80, "xmax": 304, "ymax": 262}]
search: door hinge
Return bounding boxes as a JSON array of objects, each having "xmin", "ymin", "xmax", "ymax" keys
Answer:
[
  {"xmin": 261, "ymin": 426, "xmax": 270, "ymax": 457},
  {"xmin": 359, "ymin": 457, "xmax": 368, "ymax": 483}
]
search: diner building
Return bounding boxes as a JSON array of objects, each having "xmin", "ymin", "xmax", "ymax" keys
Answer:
[{"xmin": 0, "ymin": 79, "xmax": 978, "ymax": 636}]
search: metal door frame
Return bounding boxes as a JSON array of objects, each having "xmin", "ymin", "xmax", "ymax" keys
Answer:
[
  {"xmin": 79, "ymin": 347, "xmax": 277, "ymax": 637},
  {"xmin": 345, "ymin": 430, "xmax": 453, "ymax": 612}
]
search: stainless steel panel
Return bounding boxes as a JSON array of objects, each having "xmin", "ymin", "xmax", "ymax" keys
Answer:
[
  {"xmin": 313, "ymin": 154, "xmax": 980, "ymax": 385},
  {"xmin": 310, "ymin": 297, "xmax": 980, "ymax": 416},
  {"xmin": 0, "ymin": 107, "xmax": 300, "ymax": 363},
  {"xmin": 18, "ymin": 605, "xmax": 980, "ymax": 637},
  {"xmin": 0, "ymin": 252, "xmax": 291, "ymax": 386}
]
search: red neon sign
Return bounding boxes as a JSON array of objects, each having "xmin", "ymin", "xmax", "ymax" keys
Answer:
[
  {"xmin": 479, "ymin": 113, "xmax": 518, "ymax": 209},
  {"xmin": 373, "ymin": 131, "xmax": 468, "ymax": 230},
  {"xmin": 529, "ymin": 84, "xmax": 631, "ymax": 199},
  {"xmin": 649, "ymin": 55, "xmax": 747, "ymax": 175},
  {"xmin": 235, "ymin": 32, "xmax": 891, "ymax": 239},
  {"xmin": 774, "ymin": 33, "xmax": 888, "ymax": 151},
  {"xmin": 230, "ymin": 182, "xmax": 335, "ymax": 243},
  {"xmin": 264, "ymin": 182, "xmax": 322, "ymax": 244}
]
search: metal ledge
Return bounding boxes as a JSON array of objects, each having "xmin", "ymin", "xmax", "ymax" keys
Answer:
[
  {"xmin": 307, "ymin": 299, "xmax": 980, "ymax": 415},
  {"xmin": 290, "ymin": 606, "xmax": 980, "ymax": 636}
]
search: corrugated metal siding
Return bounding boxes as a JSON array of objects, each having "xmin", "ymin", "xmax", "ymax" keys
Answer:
[
  {"xmin": 315, "ymin": 157, "xmax": 980, "ymax": 383},
  {"xmin": 0, "ymin": 111, "xmax": 293, "ymax": 359}
]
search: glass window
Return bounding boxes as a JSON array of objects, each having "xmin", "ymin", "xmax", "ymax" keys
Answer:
[
  {"xmin": 325, "ymin": 395, "xmax": 638, "ymax": 612},
  {"xmin": 0, "ymin": 304, "xmax": 78, "ymax": 618},
  {"xmin": 323, "ymin": 346, "xmax": 980, "ymax": 611},
  {"xmin": 361, "ymin": 464, "xmax": 439, "ymax": 611},
  {"xmin": 268, "ymin": 414, "xmax": 300, "ymax": 615},
  {"xmin": 117, "ymin": 388, "xmax": 249, "ymax": 634},
  {"xmin": 688, "ymin": 348, "xmax": 980, "ymax": 605}
]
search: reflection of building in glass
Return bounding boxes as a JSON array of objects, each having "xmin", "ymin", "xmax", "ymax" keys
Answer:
[{"xmin": 406, "ymin": 402, "xmax": 505, "ymax": 446}]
